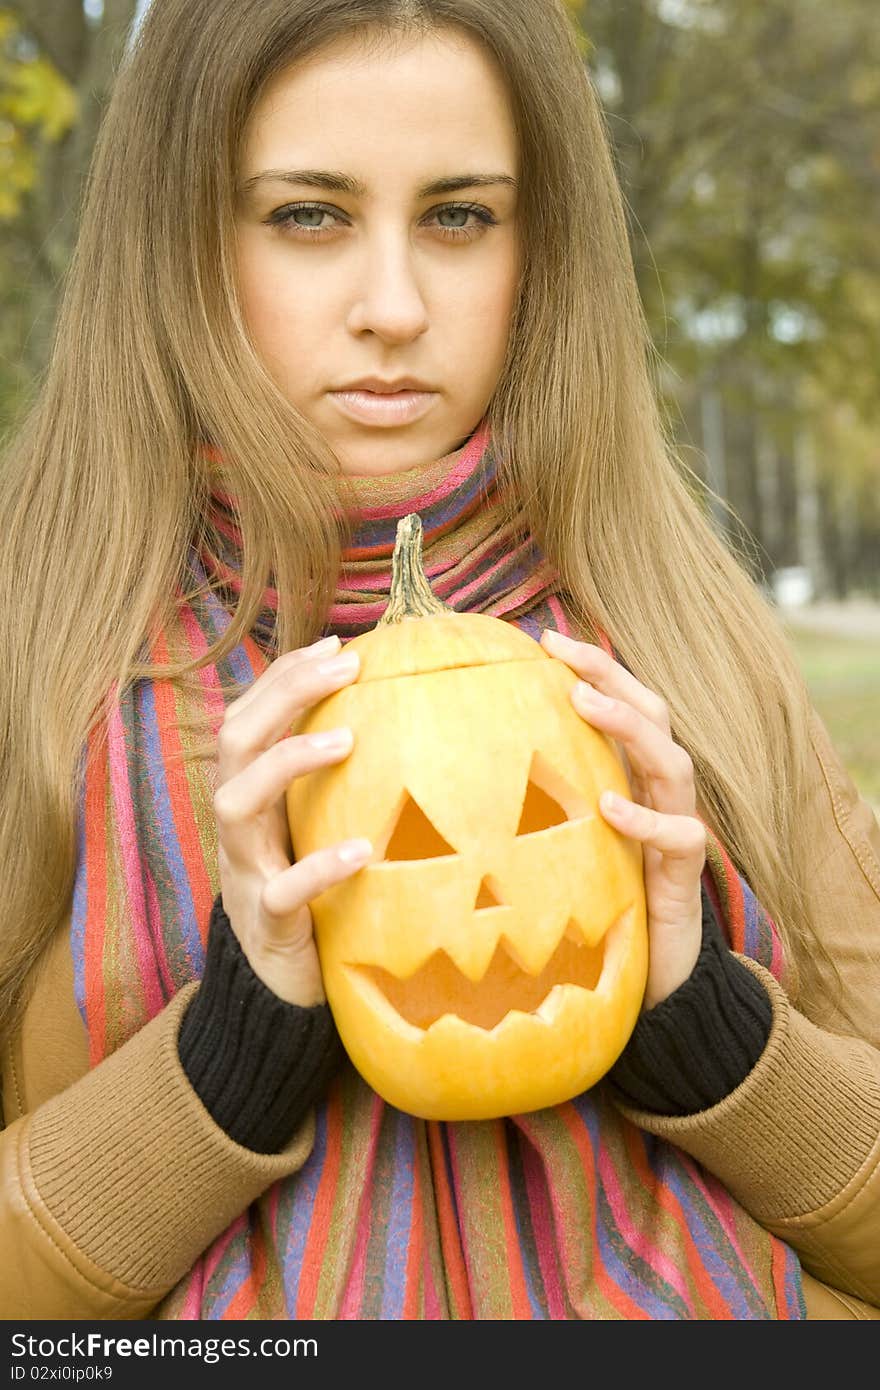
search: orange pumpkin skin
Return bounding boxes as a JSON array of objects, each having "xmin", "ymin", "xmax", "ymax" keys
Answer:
[{"xmin": 286, "ymin": 517, "xmax": 648, "ymax": 1121}]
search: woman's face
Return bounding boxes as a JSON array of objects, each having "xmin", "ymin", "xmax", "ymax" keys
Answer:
[{"xmin": 235, "ymin": 27, "xmax": 521, "ymax": 476}]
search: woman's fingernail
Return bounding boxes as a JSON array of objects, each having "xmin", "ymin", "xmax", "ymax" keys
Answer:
[
  {"xmin": 574, "ymin": 680, "xmax": 614, "ymax": 708},
  {"xmin": 541, "ymin": 628, "xmax": 569, "ymax": 649},
  {"xmin": 338, "ymin": 837, "xmax": 372, "ymax": 864},
  {"xmin": 318, "ymin": 651, "xmax": 359, "ymax": 677},
  {"xmin": 307, "ymin": 726, "xmax": 352, "ymax": 750},
  {"xmin": 601, "ymin": 791, "xmax": 625, "ymax": 812},
  {"xmin": 308, "ymin": 634, "xmax": 340, "ymax": 654}
]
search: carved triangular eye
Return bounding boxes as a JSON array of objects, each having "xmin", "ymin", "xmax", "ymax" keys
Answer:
[
  {"xmin": 383, "ymin": 791, "xmax": 456, "ymax": 860},
  {"xmin": 515, "ymin": 752, "xmax": 591, "ymax": 834},
  {"xmin": 516, "ymin": 781, "xmax": 567, "ymax": 833}
]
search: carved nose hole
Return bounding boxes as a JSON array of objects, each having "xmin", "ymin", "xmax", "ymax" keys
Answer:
[
  {"xmin": 474, "ymin": 875, "xmax": 505, "ymax": 910},
  {"xmin": 381, "ymin": 791, "xmax": 455, "ymax": 860},
  {"xmin": 516, "ymin": 752, "xmax": 591, "ymax": 834}
]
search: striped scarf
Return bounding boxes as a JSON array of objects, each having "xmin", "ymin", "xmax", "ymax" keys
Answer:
[{"xmin": 72, "ymin": 418, "xmax": 804, "ymax": 1319}]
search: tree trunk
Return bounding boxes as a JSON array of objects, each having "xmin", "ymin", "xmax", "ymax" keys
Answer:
[
  {"xmin": 793, "ymin": 425, "xmax": 827, "ymax": 599},
  {"xmin": 699, "ymin": 384, "xmax": 729, "ymax": 539},
  {"xmin": 755, "ymin": 420, "xmax": 782, "ymax": 570}
]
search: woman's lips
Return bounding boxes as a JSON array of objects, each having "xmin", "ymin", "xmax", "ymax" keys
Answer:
[{"xmin": 328, "ymin": 388, "xmax": 438, "ymax": 426}]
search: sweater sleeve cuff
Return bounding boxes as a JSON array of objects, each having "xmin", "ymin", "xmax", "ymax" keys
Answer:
[
  {"xmin": 607, "ymin": 883, "xmax": 773, "ymax": 1115},
  {"xmin": 178, "ymin": 895, "xmax": 347, "ymax": 1153}
]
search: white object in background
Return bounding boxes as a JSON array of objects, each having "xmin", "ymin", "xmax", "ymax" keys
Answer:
[{"xmin": 772, "ymin": 566, "xmax": 815, "ymax": 608}]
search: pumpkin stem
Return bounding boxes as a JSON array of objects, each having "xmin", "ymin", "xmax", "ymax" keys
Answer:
[{"xmin": 378, "ymin": 513, "xmax": 454, "ymax": 625}]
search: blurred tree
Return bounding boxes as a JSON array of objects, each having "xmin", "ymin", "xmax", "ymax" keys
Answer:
[
  {"xmin": 0, "ymin": 11, "xmax": 77, "ymax": 219},
  {"xmin": 572, "ymin": 0, "xmax": 880, "ymax": 593},
  {"xmin": 0, "ymin": 0, "xmax": 137, "ymax": 428}
]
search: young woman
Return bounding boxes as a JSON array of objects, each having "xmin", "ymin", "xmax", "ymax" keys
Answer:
[{"xmin": 1, "ymin": 0, "xmax": 878, "ymax": 1321}]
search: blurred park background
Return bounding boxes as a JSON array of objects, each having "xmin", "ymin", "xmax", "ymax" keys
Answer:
[{"xmin": 0, "ymin": 0, "xmax": 877, "ymax": 809}]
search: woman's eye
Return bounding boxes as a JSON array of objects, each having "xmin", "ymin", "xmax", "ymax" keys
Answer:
[
  {"xmin": 264, "ymin": 201, "xmax": 497, "ymax": 241},
  {"xmin": 266, "ymin": 203, "xmax": 342, "ymax": 236},
  {"xmin": 429, "ymin": 204, "xmax": 497, "ymax": 240}
]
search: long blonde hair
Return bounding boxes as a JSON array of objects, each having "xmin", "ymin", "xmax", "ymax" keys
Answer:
[{"xmin": 0, "ymin": 0, "xmax": 829, "ymax": 1059}]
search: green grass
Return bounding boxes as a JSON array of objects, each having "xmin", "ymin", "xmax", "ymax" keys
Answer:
[{"xmin": 781, "ymin": 624, "xmax": 880, "ymax": 811}]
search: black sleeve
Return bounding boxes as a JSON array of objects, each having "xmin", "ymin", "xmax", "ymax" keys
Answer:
[
  {"xmin": 178, "ymin": 895, "xmax": 347, "ymax": 1154},
  {"xmin": 607, "ymin": 885, "xmax": 773, "ymax": 1115}
]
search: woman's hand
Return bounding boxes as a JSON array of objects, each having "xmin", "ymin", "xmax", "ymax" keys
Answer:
[
  {"xmin": 540, "ymin": 628, "xmax": 706, "ymax": 1011},
  {"xmin": 213, "ymin": 633, "xmax": 370, "ymax": 1008}
]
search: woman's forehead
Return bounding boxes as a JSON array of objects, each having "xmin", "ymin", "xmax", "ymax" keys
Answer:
[{"xmin": 240, "ymin": 28, "xmax": 519, "ymax": 176}]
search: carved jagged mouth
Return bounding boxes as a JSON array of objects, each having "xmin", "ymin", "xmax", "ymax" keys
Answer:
[{"xmin": 349, "ymin": 922, "xmax": 605, "ymax": 1031}]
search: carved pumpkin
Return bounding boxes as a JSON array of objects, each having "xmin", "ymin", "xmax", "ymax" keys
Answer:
[{"xmin": 286, "ymin": 514, "xmax": 648, "ymax": 1120}]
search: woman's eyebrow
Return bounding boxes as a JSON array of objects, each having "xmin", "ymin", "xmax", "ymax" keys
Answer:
[{"xmin": 238, "ymin": 169, "xmax": 518, "ymax": 199}]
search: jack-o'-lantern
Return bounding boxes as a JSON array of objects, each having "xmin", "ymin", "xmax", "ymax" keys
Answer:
[{"xmin": 286, "ymin": 514, "xmax": 648, "ymax": 1120}]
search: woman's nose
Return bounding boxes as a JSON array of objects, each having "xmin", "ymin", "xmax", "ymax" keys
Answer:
[{"xmin": 345, "ymin": 231, "xmax": 430, "ymax": 342}]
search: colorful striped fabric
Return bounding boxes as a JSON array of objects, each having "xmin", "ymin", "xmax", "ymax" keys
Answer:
[
  {"xmin": 71, "ymin": 419, "xmax": 805, "ymax": 1319},
  {"xmin": 200, "ymin": 417, "xmax": 573, "ymax": 650}
]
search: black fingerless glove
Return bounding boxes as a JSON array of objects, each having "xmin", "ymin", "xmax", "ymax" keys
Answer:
[
  {"xmin": 178, "ymin": 894, "xmax": 347, "ymax": 1153},
  {"xmin": 607, "ymin": 885, "xmax": 773, "ymax": 1115}
]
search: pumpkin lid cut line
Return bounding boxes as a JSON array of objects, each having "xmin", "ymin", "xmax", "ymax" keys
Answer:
[{"xmin": 328, "ymin": 649, "xmax": 546, "ymax": 685}]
